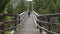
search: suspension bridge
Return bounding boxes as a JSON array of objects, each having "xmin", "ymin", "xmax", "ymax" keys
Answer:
[{"xmin": 0, "ymin": 11, "xmax": 60, "ymax": 34}]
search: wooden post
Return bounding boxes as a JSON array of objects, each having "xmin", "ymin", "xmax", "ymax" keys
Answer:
[
  {"xmin": 47, "ymin": 16, "xmax": 51, "ymax": 31},
  {"xmin": 17, "ymin": 16, "xmax": 20, "ymax": 31},
  {"xmin": 0, "ymin": 13, "xmax": 5, "ymax": 34},
  {"xmin": 39, "ymin": 22, "xmax": 42, "ymax": 34},
  {"xmin": 37, "ymin": 17, "xmax": 42, "ymax": 34},
  {"xmin": 1, "ymin": 22, "xmax": 5, "ymax": 34},
  {"xmin": 14, "ymin": 16, "xmax": 17, "ymax": 34},
  {"xmin": 19, "ymin": 16, "xmax": 20, "ymax": 24},
  {"xmin": 47, "ymin": 16, "xmax": 52, "ymax": 34}
]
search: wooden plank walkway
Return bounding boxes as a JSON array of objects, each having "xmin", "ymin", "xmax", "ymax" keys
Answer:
[{"xmin": 17, "ymin": 13, "xmax": 40, "ymax": 34}]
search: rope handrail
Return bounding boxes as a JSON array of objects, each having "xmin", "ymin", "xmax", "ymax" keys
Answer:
[
  {"xmin": 0, "ymin": 11, "xmax": 27, "ymax": 34},
  {"xmin": 0, "ymin": 24, "xmax": 20, "ymax": 32},
  {"xmin": 36, "ymin": 19, "xmax": 60, "ymax": 26},
  {"xmin": 0, "ymin": 19, "xmax": 20, "ymax": 26},
  {"xmin": 0, "ymin": 13, "xmax": 19, "ymax": 16},
  {"xmin": 20, "ymin": 11, "xmax": 28, "ymax": 21},
  {"xmin": 33, "ymin": 12, "xmax": 58, "ymax": 34},
  {"xmin": 37, "ymin": 24, "xmax": 58, "ymax": 34},
  {"xmin": 4, "ymin": 23, "xmax": 21, "ymax": 31},
  {"xmin": 20, "ymin": 14, "xmax": 26, "ymax": 20},
  {"xmin": 37, "ymin": 13, "xmax": 60, "ymax": 17},
  {"xmin": 33, "ymin": 11, "xmax": 60, "ymax": 17},
  {"xmin": 5, "ymin": 25, "xmax": 16, "ymax": 31},
  {"xmin": 33, "ymin": 18, "xmax": 58, "ymax": 34},
  {"xmin": 5, "ymin": 19, "xmax": 20, "ymax": 23},
  {"xmin": 19, "ymin": 11, "xmax": 25, "ymax": 16}
]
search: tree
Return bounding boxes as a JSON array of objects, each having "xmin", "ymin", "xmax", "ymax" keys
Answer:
[
  {"xmin": 33, "ymin": 0, "xmax": 42, "ymax": 12},
  {"xmin": 0, "ymin": 0, "xmax": 10, "ymax": 34},
  {"xmin": 0, "ymin": 0, "xmax": 10, "ymax": 21},
  {"xmin": 14, "ymin": 0, "xmax": 26, "ymax": 14},
  {"xmin": 33, "ymin": 0, "xmax": 57, "ymax": 14},
  {"xmin": 56, "ymin": 0, "xmax": 60, "ymax": 23},
  {"xmin": 4, "ymin": 0, "xmax": 13, "ymax": 14},
  {"xmin": 56, "ymin": 0, "xmax": 60, "ymax": 13},
  {"xmin": 0, "ymin": 0, "xmax": 10, "ymax": 13},
  {"xmin": 48, "ymin": 0, "xmax": 56, "ymax": 13}
]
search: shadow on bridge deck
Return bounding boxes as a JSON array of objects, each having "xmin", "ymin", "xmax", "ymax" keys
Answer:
[{"xmin": 16, "ymin": 13, "xmax": 40, "ymax": 34}]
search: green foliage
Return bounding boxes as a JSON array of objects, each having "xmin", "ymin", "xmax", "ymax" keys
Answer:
[
  {"xmin": 33, "ymin": 0, "xmax": 42, "ymax": 11},
  {"xmin": 3, "ymin": 8, "xmax": 8, "ymax": 14},
  {"xmin": 5, "ymin": 23, "xmax": 14, "ymax": 28},
  {"xmin": 0, "ymin": 0, "xmax": 10, "ymax": 13},
  {"xmin": 53, "ymin": 29, "xmax": 60, "ymax": 34},
  {"xmin": 0, "ymin": 0, "xmax": 10, "ymax": 22},
  {"xmin": 4, "ymin": 16, "xmax": 11, "ymax": 21},
  {"xmin": 14, "ymin": 0, "xmax": 27, "ymax": 14},
  {"xmin": 5, "ymin": 31, "xmax": 10, "ymax": 34},
  {"xmin": 56, "ymin": 0, "xmax": 60, "ymax": 12},
  {"xmin": 5, "ymin": 0, "xmax": 13, "ymax": 14},
  {"xmin": 4, "ymin": 0, "xmax": 14, "ymax": 28},
  {"xmin": 38, "ymin": 8, "xmax": 49, "ymax": 14},
  {"xmin": 33, "ymin": 0, "xmax": 58, "ymax": 14}
]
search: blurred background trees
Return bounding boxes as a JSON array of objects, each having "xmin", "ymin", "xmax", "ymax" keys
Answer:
[
  {"xmin": 0, "ymin": 0, "xmax": 10, "ymax": 21},
  {"xmin": 33, "ymin": 0, "xmax": 60, "ymax": 14},
  {"xmin": 14, "ymin": 0, "xmax": 27, "ymax": 14},
  {"xmin": 0, "ymin": 0, "xmax": 60, "ymax": 34},
  {"xmin": 0, "ymin": 0, "xmax": 10, "ymax": 13}
]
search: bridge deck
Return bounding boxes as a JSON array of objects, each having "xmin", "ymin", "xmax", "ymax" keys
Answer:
[{"xmin": 17, "ymin": 13, "xmax": 40, "ymax": 34}]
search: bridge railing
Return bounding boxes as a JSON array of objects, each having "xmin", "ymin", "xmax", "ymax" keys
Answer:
[
  {"xmin": 0, "ymin": 13, "xmax": 20, "ymax": 34},
  {"xmin": 19, "ymin": 11, "xmax": 28, "ymax": 29},
  {"xmin": 0, "ymin": 11, "xmax": 27, "ymax": 34},
  {"xmin": 33, "ymin": 11, "xmax": 60, "ymax": 34},
  {"xmin": 33, "ymin": 11, "xmax": 60, "ymax": 17}
]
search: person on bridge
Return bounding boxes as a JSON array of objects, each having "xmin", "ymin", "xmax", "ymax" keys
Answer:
[
  {"xmin": 28, "ymin": 11, "xmax": 30, "ymax": 17},
  {"xmin": 28, "ymin": 4, "xmax": 32, "ymax": 17}
]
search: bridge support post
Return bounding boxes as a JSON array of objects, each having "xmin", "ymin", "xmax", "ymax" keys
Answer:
[
  {"xmin": 17, "ymin": 16, "xmax": 20, "ymax": 31},
  {"xmin": 1, "ymin": 22, "xmax": 5, "ymax": 34},
  {"xmin": 39, "ymin": 22, "xmax": 43, "ymax": 34},
  {"xmin": 47, "ymin": 16, "xmax": 51, "ymax": 30},
  {"xmin": 47, "ymin": 16, "xmax": 52, "ymax": 34},
  {"xmin": 14, "ymin": 16, "xmax": 18, "ymax": 34},
  {"xmin": 39, "ymin": 29, "xmax": 42, "ymax": 34},
  {"xmin": 0, "ymin": 13, "xmax": 5, "ymax": 34},
  {"xmin": 18, "ymin": 16, "xmax": 20, "ymax": 24}
]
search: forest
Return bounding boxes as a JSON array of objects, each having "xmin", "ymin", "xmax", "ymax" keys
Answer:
[{"xmin": 0, "ymin": 0, "xmax": 60, "ymax": 34}]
